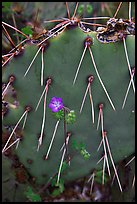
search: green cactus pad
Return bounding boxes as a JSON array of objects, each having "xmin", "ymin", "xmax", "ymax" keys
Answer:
[{"xmin": 2, "ymin": 27, "xmax": 135, "ymax": 185}]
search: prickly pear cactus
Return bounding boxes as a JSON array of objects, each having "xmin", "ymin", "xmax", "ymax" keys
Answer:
[{"xmin": 2, "ymin": 2, "xmax": 135, "ymax": 201}]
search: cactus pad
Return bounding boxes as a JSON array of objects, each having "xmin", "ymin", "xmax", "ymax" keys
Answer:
[{"xmin": 2, "ymin": 26, "xmax": 135, "ymax": 186}]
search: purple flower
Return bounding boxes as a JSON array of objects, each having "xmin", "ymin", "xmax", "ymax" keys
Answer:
[{"xmin": 49, "ymin": 97, "xmax": 64, "ymax": 112}]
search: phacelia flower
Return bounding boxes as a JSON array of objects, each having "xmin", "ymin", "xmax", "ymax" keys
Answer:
[{"xmin": 49, "ymin": 97, "xmax": 64, "ymax": 112}]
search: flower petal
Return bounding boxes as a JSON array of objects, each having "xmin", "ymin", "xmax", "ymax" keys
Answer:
[{"xmin": 49, "ymin": 96, "xmax": 64, "ymax": 112}]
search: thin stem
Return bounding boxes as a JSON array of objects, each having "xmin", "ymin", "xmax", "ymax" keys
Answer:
[
  {"xmin": 12, "ymin": 12, "xmax": 19, "ymax": 44},
  {"xmin": 33, "ymin": 8, "xmax": 40, "ymax": 31},
  {"xmin": 103, "ymin": 3, "xmax": 113, "ymax": 17}
]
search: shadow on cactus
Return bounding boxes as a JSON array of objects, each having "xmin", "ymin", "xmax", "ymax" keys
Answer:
[{"xmin": 2, "ymin": 1, "xmax": 135, "ymax": 202}]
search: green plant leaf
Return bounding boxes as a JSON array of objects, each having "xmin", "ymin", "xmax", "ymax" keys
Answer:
[
  {"xmin": 24, "ymin": 186, "xmax": 42, "ymax": 202},
  {"xmin": 51, "ymin": 178, "xmax": 65, "ymax": 197},
  {"xmin": 72, "ymin": 139, "xmax": 90, "ymax": 159},
  {"xmin": 80, "ymin": 148, "xmax": 90, "ymax": 160},
  {"xmin": 51, "ymin": 177, "xmax": 64, "ymax": 187},
  {"xmin": 86, "ymin": 4, "xmax": 93, "ymax": 14},
  {"xmin": 77, "ymin": 4, "xmax": 84, "ymax": 15},
  {"xmin": 2, "ymin": 2, "xmax": 12, "ymax": 13},
  {"xmin": 61, "ymin": 161, "xmax": 68, "ymax": 172},
  {"xmin": 52, "ymin": 109, "xmax": 64, "ymax": 120},
  {"xmin": 21, "ymin": 26, "xmax": 33, "ymax": 36},
  {"xmin": 72, "ymin": 139, "xmax": 80, "ymax": 150},
  {"xmin": 51, "ymin": 188, "xmax": 61, "ymax": 197},
  {"xmin": 66, "ymin": 110, "xmax": 76, "ymax": 124},
  {"xmin": 94, "ymin": 170, "xmax": 109, "ymax": 185}
]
